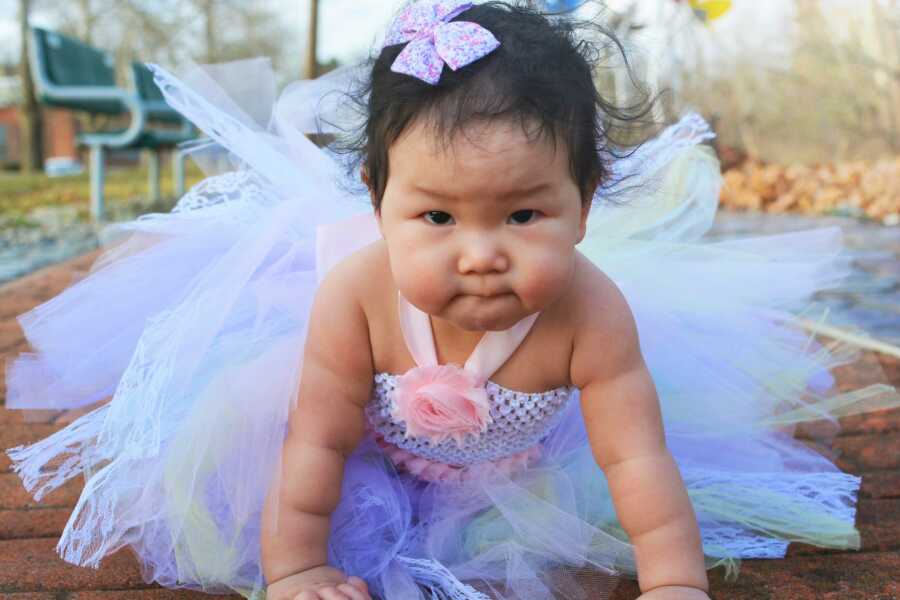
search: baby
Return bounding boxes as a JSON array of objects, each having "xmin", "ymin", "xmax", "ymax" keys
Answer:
[{"xmin": 262, "ymin": 2, "xmax": 709, "ymax": 599}]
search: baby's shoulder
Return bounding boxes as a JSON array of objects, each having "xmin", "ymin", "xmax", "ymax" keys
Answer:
[
  {"xmin": 566, "ymin": 252, "xmax": 641, "ymax": 387},
  {"xmin": 317, "ymin": 239, "xmax": 391, "ymax": 313},
  {"xmin": 563, "ymin": 252, "xmax": 633, "ymax": 328}
]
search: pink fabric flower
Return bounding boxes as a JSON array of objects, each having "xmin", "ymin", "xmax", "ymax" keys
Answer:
[{"xmin": 392, "ymin": 364, "xmax": 492, "ymax": 446}]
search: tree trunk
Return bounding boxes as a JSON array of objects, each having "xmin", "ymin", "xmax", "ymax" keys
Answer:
[
  {"xmin": 305, "ymin": 0, "xmax": 318, "ymax": 79},
  {"xmin": 203, "ymin": 0, "xmax": 218, "ymax": 63},
  {"xmin": 18, "ymin": 0, "xmax": 43, "ymax": 174},
  {"xmin": 77, "ymin": 0, "xmax": 97, "ymax": 44}
]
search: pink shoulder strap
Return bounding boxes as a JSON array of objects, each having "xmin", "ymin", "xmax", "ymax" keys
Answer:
[{"xmin": 397, "ymin": 293, "xmax": 539, "ymax": 383}]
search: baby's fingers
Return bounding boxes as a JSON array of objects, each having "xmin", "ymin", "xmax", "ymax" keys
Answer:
[
  {"xmin": 292, "ymin": 592, "xmax": 322, "ymax": 600},
  {"xmin": 346, "ymin": 576, "xmax": 369, "ymax": 595},
  {"xmin": 316, "ymin": 587, "xmax": 354, "ymax": 600},
  {"xmin": 338, "ymin": 582, "xmax": 370, "ymax": 600}
]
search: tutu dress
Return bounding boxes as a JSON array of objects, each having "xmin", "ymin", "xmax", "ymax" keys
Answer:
[{"xmin": 6, "ymin": 58, "xmax": 900, "ymax": 600}]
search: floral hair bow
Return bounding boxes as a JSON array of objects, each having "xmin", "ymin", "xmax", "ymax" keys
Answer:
[{"xmin": 384, "ymin": 0, "xmax": 501, "ymax": 85}]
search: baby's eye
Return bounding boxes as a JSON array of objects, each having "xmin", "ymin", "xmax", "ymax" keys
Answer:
[
  {"xmin": 508, "ymin": 209, "xmax": 539, "ymax": 225},
  {"xmin": 424, "ymin": 211, "xmax": 455, "ymax": 225}
]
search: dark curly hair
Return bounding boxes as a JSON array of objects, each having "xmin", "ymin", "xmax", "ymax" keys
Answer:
[{"xmin": 328, "ymin": 1, "xmax": 661, "ymax": 210}]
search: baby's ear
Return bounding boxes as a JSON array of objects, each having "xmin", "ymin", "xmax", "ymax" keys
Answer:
[
  {"xmin": 362, "ymin": 167, "xmax": 385, "ymax": 234},
  {"xmin": 576, "ymin": 201, "xmax": 590, "ymax": 244},
  {"xmin": 576, "ymin": 179, "xmax": 598, "ymax": 243},
  {"xmin": 361, "ymin": 165, "xmax": 380, "ymax": 213}
]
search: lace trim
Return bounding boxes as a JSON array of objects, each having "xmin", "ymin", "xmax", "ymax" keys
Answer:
[
  {"xmin": 687, "ymin": 469, "xmax": 862, "ymax": 558},
  {"xmin": 172, "ymin": 170, "xmax": 276, "ymax": 214}
]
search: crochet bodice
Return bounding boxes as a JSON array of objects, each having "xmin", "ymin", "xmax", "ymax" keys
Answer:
[
  {"xmin": 365, "ymin": 294, "xmax": 575, "ymax": 470},
  {"xmin": 367, "ymin": 372, "xmax": 574, "ymax": 466}
]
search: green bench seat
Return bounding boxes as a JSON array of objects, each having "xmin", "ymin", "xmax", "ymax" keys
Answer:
[{"xmin": 29, "ymin": 27, "xmax": 196, "ymax": 220}]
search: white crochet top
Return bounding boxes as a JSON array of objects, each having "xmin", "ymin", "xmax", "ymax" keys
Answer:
[{"xmin": 367, "ymin": 373, "xmax": 574, "ymax": 466}]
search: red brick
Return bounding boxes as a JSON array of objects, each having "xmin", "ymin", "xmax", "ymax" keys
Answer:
[
  {"xmin": 0, "ymin": 250, "xmax": 99, "ymax": 297},
  {"xmin": 832, "ymin": 352, "xmax": 892, "ymax": 392},
  {"xmin": 0, "ymin": 594, "xmax": 59, "ymax": 599},
  {"xmin": 0, "ymin": 291, "xmax": 50, "ymax": 325},
  {"xmin": 878, "ymin": 355, "xmax": 900, "ymax": 387},
  {"xmin": 787, "ymin": 498, "xmax": 900, "ymax": 555},
  {"xmin": 0, "ymin": 320, "xmax": 25, "ymax": 356},
  {"xmin": 839, "ymin": 407, "xmax": 900, "ymax": 436},
  {"xmin": 834, "ymin": 432, "xmax": 900, "ymax": 472},
  {"xmin": 0, "ymin": 424, "xmax": 63, "ymax": 449},
  {"xmin": 705, "ymin": 551, "xmax": 900, "ymax": 600},
  {"xmin": 0, "ymin": 508, "xmax": 71, "ymax": 540},
  {"xmin": 0, "ymin": 538, "xmax": 145, "ymax": 591},
  {"xmin": 0, "ymin": 411, "xmax": 24, "ymax": 427},
  {"xmin": 794, "ymin": 418, "xmax": 841, "ymax": 441},
  {"xmin": 0, "ymin": 473, "xmax": 82, "ymax": 510},
  {"xmin": 609, "ymin": 545, "xmax": 900, "ymax": 599},
  {"xmin": 856, "ymin": 499, "xmax": 900, "ymax": 554},
  {"xmin": 859, "ymin": 470, "xmax": 900, "ymax": 499},
  {"xmin": 69, "ymin": 590, "xmax": 241, "ymax": 599},
  {"xmin": 0, "ymin": 424, "xmax": 65, "ymax": 473},
  {"xmin": 0, "ymin": 295, "xmax": 45, "ymax": 325},
  {"xmin": 0, "ymin": 410, "xmax": 58, "ymax": 427}
]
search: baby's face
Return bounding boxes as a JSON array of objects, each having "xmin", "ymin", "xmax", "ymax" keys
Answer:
[{"xmin": 376, "ymin": 117, "xmax": 590, "ymax": 332}]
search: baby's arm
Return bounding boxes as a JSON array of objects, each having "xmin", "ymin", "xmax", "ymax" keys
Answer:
[
  {"xmin": 260, "ymin": 261, "xmax": 374, "ymax": 600},
  {"xmin": 570, "ymin": 274, "xmax": 709, "ymax": 599}
]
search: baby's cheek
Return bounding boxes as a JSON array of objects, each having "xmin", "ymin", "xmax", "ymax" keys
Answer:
[
  {"xmin": 517, "ymin": 251, "xmax": 574, "ymax": 306},
  {"xmin": 393, "ymin": 253, "xmax": 452, "ymax": 309}
]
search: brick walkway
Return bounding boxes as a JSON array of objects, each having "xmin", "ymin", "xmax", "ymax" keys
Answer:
[{"xmin": 1, "ymin": 251, "xmax": 898, "ymax": 600}]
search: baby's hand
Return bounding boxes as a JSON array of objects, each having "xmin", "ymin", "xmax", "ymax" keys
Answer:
[
  {"xmin": 266, "ymin": 565, "xmax": 371, "ymax": 600},
  {"xmin": 638, "ymin": 585, "xmax": 711, "ymax": 600}
]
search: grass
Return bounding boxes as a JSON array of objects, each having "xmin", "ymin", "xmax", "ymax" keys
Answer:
[{"xmin": 0, "ymin": 161, "xmax": 207, "ymax": 225}]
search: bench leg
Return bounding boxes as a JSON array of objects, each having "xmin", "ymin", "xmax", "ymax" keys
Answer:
[
  {"xmin": 173, "ymin": 149, "xmax": 185, "ymax": 198},
  {"xmin": 147, "ymin": 150, "xmax": 161, "ymax": 202},
  {"xmin": 89, "ymin": 145, "xmax": 105, "ymax": 222}
]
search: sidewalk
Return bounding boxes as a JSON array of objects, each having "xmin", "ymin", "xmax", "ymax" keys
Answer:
[{"xmin": 1, "ymin": 250, "xmax": 898, "ymax": 600}]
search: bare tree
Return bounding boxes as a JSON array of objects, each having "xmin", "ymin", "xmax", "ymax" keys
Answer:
[
  {"xmin": 18, "ymin": 0, "xmax": 42, "ymax": 173},
  {"xmin": 39, "ymin": 0, "xmax": 291, "ymax": 84},
  {"xmin": 193, "ymin": 0, "xmax": 219, "ymax": 63},
  {"xmin": 181, "ymin": 0, "xmax": 289, "ymax": 68},
  {"xmin": 305, "ymin": 0, "xmax": 319, "ymax": 79},
  {"xmin": 70, "ymin": 0, "xmax": 106, "ymax": 45}
]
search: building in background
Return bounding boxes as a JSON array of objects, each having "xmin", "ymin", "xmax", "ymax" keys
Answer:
[{"xmin": 0, "ymin": 68, "xmax": 79, "ymax": 170}]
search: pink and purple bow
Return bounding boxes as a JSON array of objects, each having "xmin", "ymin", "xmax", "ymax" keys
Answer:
[{"xmin": 384, "ymin": 1, "xmax": 501, "ymax": 85}]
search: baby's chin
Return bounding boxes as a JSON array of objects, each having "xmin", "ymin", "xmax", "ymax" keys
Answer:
[{"xmin": 442, "ymin": 294, "xmax": 533, "ymax": 331}]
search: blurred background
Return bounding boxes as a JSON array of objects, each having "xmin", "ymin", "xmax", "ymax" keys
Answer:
[{"xmin": 0, "ymin": 1, "xmax": 898, "ymax": 348}]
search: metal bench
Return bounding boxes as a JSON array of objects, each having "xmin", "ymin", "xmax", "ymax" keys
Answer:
[{"xmin": 28, "ymin": 27, "xmax": 195, "ymax": 221}]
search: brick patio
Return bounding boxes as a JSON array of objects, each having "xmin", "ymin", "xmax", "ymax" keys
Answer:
[{"xmin": 1, "ymin": 250, "xmax": 898, "ymax": 600}]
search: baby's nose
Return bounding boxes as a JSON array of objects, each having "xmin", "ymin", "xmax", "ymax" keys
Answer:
[{"xmin": 457, "ymin": 238, "xmax": 509, "ymax": 274}]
